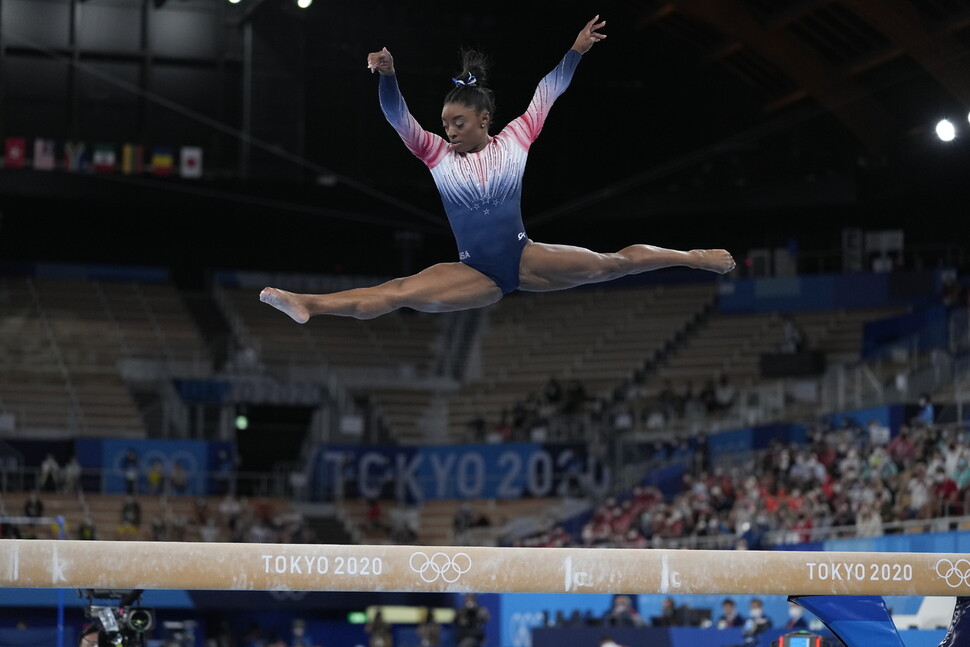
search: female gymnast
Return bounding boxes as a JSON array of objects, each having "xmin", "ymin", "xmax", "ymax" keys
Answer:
[{"xmin": 260, "ymin": 16, "xmax": 735, "ymax": 323}]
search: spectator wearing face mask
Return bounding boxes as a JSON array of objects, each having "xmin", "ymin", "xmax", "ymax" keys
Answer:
[
  {"xmin": 742, "ymin": 598, "xmax": 772, "ymax": 640},
  {"xmin": 716, "ymin": 599, "xmax": 745, "ymax": 629},
  {"xmin": 784, "ymin": 603, "xmax": 808, "ymax": 630},
  {"xmin": 603, "ymin": 595, "xmax": 644, "ymax": 628},
  {"xmin": 855, "ymin": 503, "xmax": 884, "ymax": 538},
  {"xmin": 912, "ymin": 394, "xmax": 935, "ymax": 428},
  {"xmin": 942, "ymin": 433, "xmax": 967, "ymax": 476},
  {"xmin": 932, "ymin": 465, "xmax": 961, "ymax": 516}
]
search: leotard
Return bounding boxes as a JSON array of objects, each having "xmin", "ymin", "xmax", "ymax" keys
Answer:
[{"xmin": 378, "ymin": 49, "xmax": 581, "ymax": 293}]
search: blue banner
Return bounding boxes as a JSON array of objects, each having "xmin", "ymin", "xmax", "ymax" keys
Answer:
[
  {"xmin": 707, "ymin": 423, "xmax": 809, "ymax": 458},
  {"xmin": 720, "ymin": 271, "xmax": 939, "ymax": 314},
  {"xmin": 312, "ymin": 443, "xmax": 605, "ymax": 502},
  {"xmin": 103, "ymin": 438, "xmax": 208, "ymax": 495},
  {"xmin": 502, "ymin": 593, "xmax": 616, "ymax": 647},
  {"xmin": 862, "ymin": 305, "xmax": 949, "ymax": 359},
  {"xmin": 75, "ymin": 438, "xmax": 234, "ymax": 495}
]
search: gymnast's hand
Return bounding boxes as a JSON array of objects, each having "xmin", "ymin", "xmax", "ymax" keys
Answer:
[
  {"xmin": 367, "ymin": 47, "xmax": 395, "ymax": 75},
  {"xmin": 572, "ymin": 15, "xmax": 606, "ymax": 55}
]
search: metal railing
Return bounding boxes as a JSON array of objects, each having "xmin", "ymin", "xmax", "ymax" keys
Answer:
[
  {"xmin": 25, "ymin": 278, "xmax": 87, "ymax": 435},
  {"xmin": 0, "ymin": 466, "xmax": 293, "ymax": 500},
  {"xmin": 643, "ymin": 513, "xmax": 970, "ymax": 551}
]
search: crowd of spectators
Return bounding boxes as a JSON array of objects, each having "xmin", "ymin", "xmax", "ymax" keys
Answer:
[
  {"xmin": 7, "ymin": 394, "xmax": 964, "ymax": 554},
  {"xmin": 468, "ymin": 373, "xmax": 740, "ymax": 445},
  {"xmin": 516, "ymin": 413, "xmax": 970, "ymax": 550},
  {"xmin": 2, "ymin": 490, "xmax": 310, "ymax": 545},
  {"xmin": 0, "ymin": 445, "xmax": 314, "ymax": 543}
]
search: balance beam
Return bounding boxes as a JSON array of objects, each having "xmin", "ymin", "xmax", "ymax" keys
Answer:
[{"xmin": 1, "ymin": 540, "xmax": 968, "ymax": 595}]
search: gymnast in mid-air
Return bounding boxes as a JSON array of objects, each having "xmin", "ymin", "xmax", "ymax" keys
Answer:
[{"xmin": 261, "ymin": 16, "xmax": 735, "ymax": 323}]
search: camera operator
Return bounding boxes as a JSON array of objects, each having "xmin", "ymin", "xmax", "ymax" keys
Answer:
[{"xmin": 454, "ymin": 594, "xmax": 489, "ymax": 647}]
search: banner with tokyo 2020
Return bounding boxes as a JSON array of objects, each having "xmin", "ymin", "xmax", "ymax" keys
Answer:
[{"xmin": 310, "ymin": 443, "xmax": 609, "ymax": 502}]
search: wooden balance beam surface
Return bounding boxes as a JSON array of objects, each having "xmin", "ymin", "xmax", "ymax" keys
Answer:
[{"xmin": 1, "ymin": 540, "xmax": 968, "ymax": 596}]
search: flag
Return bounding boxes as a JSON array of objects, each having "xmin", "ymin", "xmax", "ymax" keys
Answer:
[
  {"xmin": 121, "ymin": 144, "xmax": 144, "ymax": 175},
  {"xmin": 92, "ymin": 143, "xmax": 116, "ymax": 173},
  {"xmin": 4, "ymin": 137, "xmax": 26, "ymax": 169},
  {"xmin": 33, "ymin": 138, "xmax": 56, "ymax": 171},
  {"xmin": 64, "ymin": 141, "xmax": 86, "ymax": 172},
  {"xmin": 151, "ymin": 147, "xmax": 174, "ymax": 177},
  {"xmin": 180, "ymin": 146, "xmax": 203, "ymax": 179}
]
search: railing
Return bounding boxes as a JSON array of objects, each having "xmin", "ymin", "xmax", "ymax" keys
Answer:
[
  {"xmin": 0, "ymin": 403, "xmax": 86, "ymax": 440},
  {"xmin": 133, "ymin": 282, "xmax": 175, "ymax": 366},
  {"xmin": 643, "ymin": 514, "xmax": 970, "ymax": 551},
  {"xmin": 819, "ymin": 362, "xmax": 887, "ymax": 412},
  {"xmin": 25, "ymin": 278, "xmax": 87, "ymax": 435},
  {"xmin": 435, "ymin": 309, "xmax": 481, "ymax": 380},
  {"xmin": 93, "ymin": 280, "xmax": 132, "ymax": 357},
  {"xmin": 0, "ymin": 441, "xmax": 24, "ymax": 493},
  {"xmin": 159, "ymin": 378, "xmax": 191, "ymax": 438},
  {"xmin": 0, "ymin": 466, "xmax": 293, "ymax": 499}
]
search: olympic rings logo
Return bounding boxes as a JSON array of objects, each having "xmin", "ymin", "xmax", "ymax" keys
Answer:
[
  {"xmin": 935, "ymin": 559, "xmax": 970, "ymax": 588},
  {"xmin": 409, "ymin": 551, "xmax": 472, "ymax": 583}
]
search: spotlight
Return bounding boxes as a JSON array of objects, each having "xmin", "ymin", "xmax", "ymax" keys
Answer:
[
  {"xmin": 295, "ymin": 0, "xmax": 312, "ymax": 7},
  {"xmin": 936, "ymin": 118, "xmax": 955, "ymax": 142},
  {"xmin": 228, "ymin": 0, "xmax": 241, "ymax": 4}
]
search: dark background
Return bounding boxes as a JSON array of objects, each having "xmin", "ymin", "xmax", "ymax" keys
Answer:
[{"xmin": 1, "ymin": 0, "xmax": 969, "ymax": 287}]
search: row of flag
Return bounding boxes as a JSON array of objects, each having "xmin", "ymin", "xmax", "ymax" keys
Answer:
[{"xmin": 3, "ymin": 137, "xmax": 204, "ymax": 179}]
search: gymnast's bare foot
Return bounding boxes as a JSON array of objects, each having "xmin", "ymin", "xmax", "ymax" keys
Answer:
[
  {"xmin": 260, "ymin": 287, "xmax": 310, "ymax": 324},
  {"xmin": 689, "ymin": 249, "xmax": 736, "ymax": 274}
]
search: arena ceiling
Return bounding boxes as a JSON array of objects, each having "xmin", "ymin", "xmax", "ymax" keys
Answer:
[{"xmin": 1, "ymin": 0, "xmax": 968, "ymax": 279}]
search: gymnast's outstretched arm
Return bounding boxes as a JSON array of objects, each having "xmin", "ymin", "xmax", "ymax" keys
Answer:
[
  {"xmin": 516, "ymin": 17, "xmax": 736, "ymax": 290},
  {"xmin": 368, "ymin": 47, "xmax": 450, "ymax": 167},
  {"xmin": 502, "ymin": 16, "xmax": 606, "ymax": 150}
]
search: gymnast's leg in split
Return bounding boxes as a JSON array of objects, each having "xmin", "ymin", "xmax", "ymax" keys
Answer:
[
  {"xmin": 518, "ymin": 242, "xmax": 735, "ymax": 292},
  {"xmin": 260, "ymin": 242, "xmax": 735, "ymax": 323},
  {"xmin": 260, "ymin": 261, "xmax": 503, "ymax": 323}
]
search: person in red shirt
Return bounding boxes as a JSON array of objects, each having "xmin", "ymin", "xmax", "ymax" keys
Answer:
[
  {"xmin": 932, "ymin": 466, "xmax": 961, "ymax": 516},
  {"xmin": 888, "ymin": 427, "xmax": 916, "ymax": 468},
  {"xmin": 790, "ymin": 511, "xmax": 814, "ymax": 543}
]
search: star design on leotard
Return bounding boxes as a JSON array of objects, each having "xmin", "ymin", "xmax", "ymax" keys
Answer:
[
  {"xmin": 483, "ymin": 208, "xmax": 490, "ymax": 215},
  {"xmin": 472, "ymin": 203, "xmax": 480, "ymax": 210}
]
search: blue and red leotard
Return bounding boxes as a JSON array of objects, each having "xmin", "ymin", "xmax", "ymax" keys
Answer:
[{"xmin": 379, "ymin": 49, "xmax": 581, "ymax": 293}]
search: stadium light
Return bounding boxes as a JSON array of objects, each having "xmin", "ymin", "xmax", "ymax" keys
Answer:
[
  {"xmin": 228, "ymin": 0, "xmax": 241, "ymax": 4},
  {"xmin": 935, "ymin": 118, "xmax": 955, "ymax": 142},
  {"xmin": 296, "ymin": 0, "xmax": 312, "ymax": 7}
]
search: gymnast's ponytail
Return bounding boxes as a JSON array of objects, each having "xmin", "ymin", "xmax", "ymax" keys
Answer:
[{"xmin": 444, "ymin": 49, "xmax": 496, "ymax": 128}]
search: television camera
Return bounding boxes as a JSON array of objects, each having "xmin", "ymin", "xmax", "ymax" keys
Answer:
[{"xmin": 80, "ymin": 589, "xmax": 155, "ymax": 647}]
